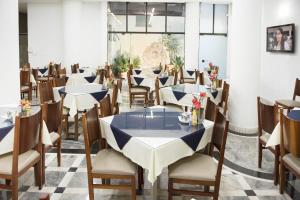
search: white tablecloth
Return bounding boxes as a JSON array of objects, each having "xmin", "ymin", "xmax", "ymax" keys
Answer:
[
  {"xmin": 160, "ymin": 83, "xmax": 222, "ymax": 107},
  {"xmin": 66, "ymin": 74, "xmax": 100, "ymax": 86},
  {"xmin": 99, "ymin": 107, "xmax": 214, "ymax": 184},
  {"xmin": 78, "ymin": 67, "xmax": 98, "ymax": 76}
]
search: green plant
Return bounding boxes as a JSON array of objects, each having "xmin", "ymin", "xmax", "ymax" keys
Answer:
[
  {"xmin": 113, "ymin": 52, "xmax": 130, "ymax": 73},
  {"xmin": 111, "ymin": 65, "xmax": 121, "ymax": 77},
  {"xmin": 172, "ymin": 56, "xmax": 184, "ymax": 71},
  {"xmin": 131, "ymin": 56, "xmax": 141, "ymax": 68}
]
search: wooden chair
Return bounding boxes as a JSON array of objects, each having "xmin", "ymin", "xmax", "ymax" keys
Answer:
[
  {"xmin": 105, "ymin": 64, "xmax": 111, "ymax": 78},
  {"xmin": 218, "ymin": 81, "xmax": 230, "ymax": 115},
  {"xmin": 99, "ymin": 94, "xmax": 113, "ymax": 118},
  {"xmin": 97, "ymin": 69, "xmax": 107, "ymax": 84},
  {"xmin": 57, "ymin": 68, "xmax": 66, "ymax": 78},
  {"xmin": 54, "ymin": 63, "xmax": 61, "ymax": 72},
  {"xmin": 0, "ymin": 110, "xmax": 43, "ymax": 200},
  {"xmin": 205, "ymin": 97, "xmax": 218, "ymax": 122},
  {"xmin": 215, "ymin": 79, "xmax": 223, "ymax": 88},
  {"xmin": 127, "ymin": 72, "xmax": 149, "ymax": 108},
  {"xmin": 276, "ymin": 78, "xmax": 300, "ymax": 110},
  {"xmin": 71, "ymin": 64, "xmax": 79, "ymax": 74},
  {"xmin": 179, "ymin": 66, "xmax": 197, "ymax": 84},
  {"xmin": 39, "ymin": 81, "xmax": 54, "ymax": 104},
  {"xmin": 168, "ymin": 109, "xmax": 229, "ymax": 200},
  {"xmin": 48, "ymin": 64, "xmax": 56, "ymax": 77},
  {"xmin": 20, "ymin": 70, "xmax": 32, "ymax": 100},
  {"xmin": 41, "ymin": 99, "xmax": 63, "ymax": 184},
  {"xmin": 111, "ymin": 81, "xmax": 120, "ymax": 115},
  {"xmin": 53, "ymin": 77, "xmax": 66, "ymax": 87},
  {"xmin": 169, "ymin": 69, "xmax": 178, "ymax": 85},
  {"xmin": 257, "ymin": 97, "xmax": 279, "ymax": 185},
  {"xmin": 82, "ymin": 105, "xmax": 138, "ymax": 200},
  {"xmin": 197, "ymin": 71, "xmax": 205, "ymax": 85},
  {"xmin": 279, "ymin": 109, "xmax": 300, "ymax": 194}
]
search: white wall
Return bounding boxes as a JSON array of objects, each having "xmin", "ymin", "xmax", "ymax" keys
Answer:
[
  {"xmin": 27, "ymin": 3, "xmax": 63, "ymax": 68},
  {"xmin": 185, "ymin": 2, "xmax": 200, "ymax": 69},
  {"xmin": 27, "ymin": 0, "xmax": 107, "ymax": 69},
  {"xmin": 0, "ymin": 0, "xmax": 20, "ymax": 105},
  {"xmin": 260, "ymin": 0, "xmax": 300, "ymax": 101},
  {"xmin": 80, "ymin": 2, "xmax": 107, "ymax": 68},
  {"xmin": 228, "ymin": 0, "xmax": 262, "ymax": 132}
]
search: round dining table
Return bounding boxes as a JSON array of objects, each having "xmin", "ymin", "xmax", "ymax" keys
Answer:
[{"xmin": 66, "ymin": 73, "xmax": 100, "ymax": 86}]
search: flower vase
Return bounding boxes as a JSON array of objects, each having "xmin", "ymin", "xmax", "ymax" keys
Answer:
[{"xmin": 197, "ymin": 108, "xmax": 204, "ymax": 124}]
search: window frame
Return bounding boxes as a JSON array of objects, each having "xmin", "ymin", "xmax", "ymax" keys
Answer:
[{"xmin": 108, "ymin": 2, "xmax": 185, "ymax": 35}]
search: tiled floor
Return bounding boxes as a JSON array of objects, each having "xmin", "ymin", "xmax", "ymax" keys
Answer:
[{"xmin": 1, "ymin": 84, "xmax": 299, "ymax": 199}]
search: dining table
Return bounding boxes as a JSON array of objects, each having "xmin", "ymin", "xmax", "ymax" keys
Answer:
[
  {"xmin": 266, "ymin": 109, "xmax": 300, "ymax": 147},
  {"xmin": 160, "ymin": 83, "xmax": 223, "ymax": 107},
  {"xmin": 0, "ymin": 105, "xmax": 52, "ymax": 156},
  {"xmin": 99, "ymin": 106, "xmax": 214, "ymax": 200},
  {"xmin": 131, "ymin": 74, "xmax": 174, "ymax": 92},
  {"xmin": 66, "ymin": 73, "xmax": 100, "ymax": 86}
]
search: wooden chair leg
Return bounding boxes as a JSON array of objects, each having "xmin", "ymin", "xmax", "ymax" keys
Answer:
[
  {"xmin": 75, "ymin": 114, "xmax": 79, "ymax": 141},
  {"xmin": 65, "ymin": 116, "xmax": 69, "ymax": 139},
  {"xmin": 129, "ymin": 94, "xmax": 132, "ymax": 108},
  {"xmin": 88, "ymin": 177, "xmax": 95, "ymax": 200},
  {"xmin": 145, "ymin": 93, "xmax": 148, "ymax": 107},
  {"xmin": 258, "ymin": 142, "xmax": 263, "ymax": 168},
  {"xmin": 280, "ymin": 162, "xmax": 286, "ymax": 194},
  {"xmin": 131, "ymin": 176, "xmax": 136, "ymax": 200},
  {"xmin": 41, "ymin": 147, "xmax": 46, "ymax": 185},
  {"xmin": 11, "ymin": 177, "xmax": 18, "ymax": 200},
  {"xmin": 5, "ymin": 179, "xmax": 11, "ymax": 185},
  {"xmin": 204, "ymin": 185, "xmax": 210, "ymax": 192},
  {"xmin": 57, "ymin": 139, "xmax": 61, "ymax": 167},
  {"xmin": 34, "ymin": 160, "xmax": 42, "ymax": 189},
  {"xmin": 274, "ymin": 147, "xmax": 279, "ymax": 185},
  {"xmin": 138, "ymin": 166, "xmax": 144, "ymax": 190},
  {"xmin": 168, "ymin": 178, "xmax": 173, "ymax": 200}
]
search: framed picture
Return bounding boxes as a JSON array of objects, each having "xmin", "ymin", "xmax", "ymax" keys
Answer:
[{"xmin": 266, "ymin": 23, "xmax": 295, "ymax": 53}]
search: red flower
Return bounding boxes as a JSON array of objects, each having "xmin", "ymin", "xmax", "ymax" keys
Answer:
[
  {"xmin": 192, "ymin": 98, "xmax": 198, "ymax": 104},
  {"xmin": 194, "ymin": 102, "xmax": 201, "ymax": 110},
  {"xmin": 200, "ymin": 92, "xmax": 206, "ymax": 97}
]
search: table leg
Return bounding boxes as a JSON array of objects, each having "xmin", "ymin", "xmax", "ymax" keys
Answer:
[
  {"xmin": 149, "ymin": 177, "xmax": 159, "ymax": 200},
  {"xmin": 75, "ymin": 114, "xmax": 79, "ymax": 141}
]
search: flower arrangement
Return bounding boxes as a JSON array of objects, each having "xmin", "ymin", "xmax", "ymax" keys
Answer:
[
  {"xmin": 191, "ymin": 92, "xmax": 206, "ymax": 125},
  {"xmin": 20, "ymin": 99, "xmax": 31, "ymax": 113}
]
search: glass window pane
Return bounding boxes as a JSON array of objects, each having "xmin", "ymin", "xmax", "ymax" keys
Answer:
[
  {"xmin": 147, "ymin": 3, "xmax": 166, "ymax": 32},
  {"xmin": 108, "ymin": 2, "xmax": 126, "ymax": 32},
  {"xmin": 214, "ymin": 5, "xmax": 228, "ymax": 34},
  {"xmin": 200, "ymin": 3, "xmax": 213, "ymax": 33},
  {"xmin": 199, "ymin": 35, "xmax": 227, "ymax": 78},
  {"xmin": 167, "ymin": 4, "xmax": 185, "ymax": 32},
  {"xmin": 128, "ymin": 3, "xmax": 146, "ymax": 32}
]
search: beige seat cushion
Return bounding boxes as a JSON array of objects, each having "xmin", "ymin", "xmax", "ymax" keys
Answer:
[
  {"xmin": 131, "ymin": 87, "xmax": 148, "ymax": 93},
  {"xmin": 282, "ymin": 153, "xmax": 300, "ymax": 174},
  {"xmin": 50, "ymin": 132, "xmax": 60, "ymax": 144},
  {"xmin": 183, "ymin": 78, "xmax": 195, "ymax": 83},
  {"xmin": 169, "ymin": 154, "xmax": 218, "ymax": 181},
  {"xmin": 0, "ymin": 150, "xmax": 40, "ymax": 175},
  {"xmin": 92, "ymin": 149, "xmax": 136, "ymax": 175},
  {"xmin": 21, "ymin": 86, "xmax": 30, "ymax": 92},
  {"xmin": 276, "ymin": 99, "xmax": 300, "ymax": 108}
]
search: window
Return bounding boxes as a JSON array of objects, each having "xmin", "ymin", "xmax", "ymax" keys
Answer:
[
  {"xmin": 107, "ymin": 2, "xmax": 185, "ymax": 67},
  {"xmin": 199, "ymin": 3, "xmax": 228, "ymax": 78}
]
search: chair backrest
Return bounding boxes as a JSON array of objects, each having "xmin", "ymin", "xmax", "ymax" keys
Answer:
[
  {"xmin": 39, "ymin": 81, "xmax": 54, "ymax": 104},
  {"xmin": 97, "ymin": 69, "xmax": 106, "ymax": 84},
  {"xmin": 293, "ymin": 78, "xmax": 300, "ymax": 100},
  {"xmin": 155, "ymin": 78, "xmax": 160, "ymax": 105},
  {"xmin": 111, "ymin": 82, "xmax": 120, "ymax": 115},
  {"xmin": 20, "ymin": 70, "xmax": 31, "ymax": 86},
  {"xmin": 280, "ymin": 109, "xmax": 300, "ymax": 157},
  {"xmin": 105, "ymin": 65, "xmax": 111, "ymax": 78},
  {"xmin": 54, "ymin": 63, "xmax": 61, "ymax": 72},
  {"xmin": 48, "ymin": 64, "xmax": 55, "ymax": 77},
  {"xmin": 257, "ymin": 97, "xmax": 277, "ymax": 136},
  {"xmin": 219, "ymin": 81, "xmax": 230, "ymax": 115},
  {"xmin": 169, "ymin": 69, "xmax": 178, "ymax": 85},
  {"xmin": 209, "ymin": 110, "xmax": 229, "ymax": 180},
  {"xmin": 205, "ymin": 97, "xmax": 218, "ymax": 122},
  {"xmin": 128, "ymin": 64, "xmax": 133, "ymax": 76},
  {"xmin": 53, "ymin": 77, "xmax": 66, "ymax": 87},
  {"xmin": 127, "ymin": 72, "xmax": 133, "ymax": 90},
  {"xmin": 198, "ymin": 72, "xmax": 205, "ymax": 85},
  {"xmin": 57, "ymin": 68, "xmax": 66, "ymax": 78},
  {"xmin": 216, "ymin": 79, "xmax": 223, "ymax": 88},
  {"xmin": 32, "ymin": 68, "xmax": 38, "ymax": 81},
  {"xmin": 99, "ymin": 94, "xmax": 112, "ymax": 117},
  {"xmin": 14, "ymin": 109, "xmax": 42, "ymax": 155},
  {"xmin": 42, "ymin": 100, "xmax": 63, "ymax": 133},
  {"xmin": 179, "ymin": 66, "xmax": 184, "ymax": 81},
  {"xmin": 71, "ymin": 64, "xmax": 79, "ymax": 73}
]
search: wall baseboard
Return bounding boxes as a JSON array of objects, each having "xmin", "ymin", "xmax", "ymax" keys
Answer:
[{"xmin": 229, "ymin": 123, "xmax": 258, "ymax": 135}]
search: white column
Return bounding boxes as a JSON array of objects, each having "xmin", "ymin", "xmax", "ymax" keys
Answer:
[
  {"xmin": 228, "ymin": 0, "xmax": 262, "ymax": 133},
  {"xmin": 0, "ymin": 0, "xmax": 20, "ymax": 105},
  {"xmin": 63, "ymin": 0, "xmax": 82, "ymax": 69},
  {"xmin": 184, "ymin": 2, "xmax": 200, "ymax": 70}
]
